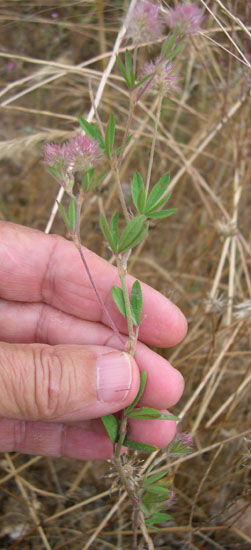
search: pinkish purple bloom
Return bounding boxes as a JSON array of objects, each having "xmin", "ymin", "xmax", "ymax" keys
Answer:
[
  {"xmin": 165, "ymin": 3, "xmax": 204, "ymax": 35},
  {"xmin": 44, "ymin": 134, "xmax": 102, "ymax": 174},
  {"xmin": 7, "ymin": 62, "xmax": 15, "ymax": 71},
  {"xmin": 141, "ymin": 56, "xmax": 179, "ymax": 95},
  {"xmin": 51, "ymin": 12, "xmax": 58, "ymax": 19},
  {"xmin": 176, "ymin": 431, "xmax": 193, "ymax": 449},
  {"xmin": 125, "ymin": 0, "xmax": 163, "ymax": 44}
]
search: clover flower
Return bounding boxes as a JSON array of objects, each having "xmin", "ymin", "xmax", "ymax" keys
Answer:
[
  {"xmin": 44, "ymin": 134, "xmax": 102, "ymax": 172},
  {"xmin": 165, "ymin": 3, "xmax": 204, "ymax": 35},
  {"xmin": 125, "ymin": 0, "xmax": 163, "ymax": 44},
  {"xmin": 44, "ymin": 134, "xmax": 103, "ymax": 193},
  {"xmin": 141, "ymin": 56, "xmax": 179, "ymax": 95}
]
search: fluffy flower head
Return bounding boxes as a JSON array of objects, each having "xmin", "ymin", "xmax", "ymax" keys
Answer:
[
  {"xmin": 125, "ymin": 0, "xmax": 163, "ymax": 44},
  {"xmin": 44, "ymin": 134, "xmax": 102, "ymax": 174},
  {"xmin": 166, "ymin": 3, "xmax": 204, "ymax": 35},
  {"xmin": 141, "ymin": 56, "xmax": 179, "ymax": 95}
]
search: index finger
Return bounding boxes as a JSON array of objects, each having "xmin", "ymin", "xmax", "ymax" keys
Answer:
[{"xmin": 0, "ymin": 222, "xmax": 187, "ymax": 347}]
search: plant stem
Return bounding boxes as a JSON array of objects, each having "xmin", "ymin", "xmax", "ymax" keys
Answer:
[
  {"xmin": 73, "ymin": 196, "xmax": 124, "ymax": 345},
  {"xmin": 145, "ymin": 90, "xmax": 164, "ymax": 197}
]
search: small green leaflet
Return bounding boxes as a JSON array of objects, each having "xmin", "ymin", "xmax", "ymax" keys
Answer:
[
  {"xmin": 131, "ymin": 171, "xmax": 145, "ymax": 213},
  {"xmin": 105, "ymin": 113, "xmax": 115, "ymax": 158},
  {"xmin": 57, "ymin": 201, "xmax": 71, "ymax": 232},
  {"xmin": 68, "ymin": 198, "xmax": 76, "ymax": 232},
  {"xmin": 123, "ymin": 440, "xmax": 157, "ymax": 453},
  {"xmin": 118, "ymin": 215, "xmax": 148, "ymax": 253},
  {"xmin": 130, "ymin": 280, "xmax": 143, "ymax": 325},
  {"xmin": 112, "ymin": 286, "xmax": 126, "ymax": 318},
  {"xmin": 145, "ymin": 512, "xmax": 171, "ymax": 525},
  {"xmin": 78, "ymin": 116, "xmax": 105, "ymax": 150},
  {"xmin": 125, "ymin": 371, "xmax": 147, "ymax": 416},
  {"xmin": 144, "ymin": 173, "xmax": 170, "ymax": 214},
  {"xmin": 100, "ymin": 213, "xmax": 118, "ymax": 252},
  {"xmin": 142, "ymin": 470, "xmax": 169, "ymax": 487},
  {"xmin": 101, "ymin": 414, "xmax": 118, "ymax": 444},
  {"xmin": 147, "ymin": 209, "xmax": 177, "ymax": 219},
  {"xmin": 126, "ymin": 407, "xmax": 178, "ymax": 421}
]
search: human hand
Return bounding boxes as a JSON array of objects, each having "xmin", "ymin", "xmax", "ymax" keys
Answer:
[{"xmin": 0, "ymin": 222, "xmax": 187, "ymax": 460}]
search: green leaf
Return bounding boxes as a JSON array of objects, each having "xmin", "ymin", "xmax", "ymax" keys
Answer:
[
  {"xmin": 118, "ymin": 215, "xmax": 147, "ymax": 253},
  {"xmin": 144, "ymin": 193, "xmax": 171, "ymax": 214},
  {"xmin": 125, "ymin": 50, "xmax": 135, "ymax": 87},
  {"xmin": 78, "ymin": 116, "xmax": 105, "ymax": 149},
  {"xmin": 139, "ymin": 502, "xmax": 150, "ymax": 515},
  {"xmin": 68, "ymin": 198, "xmax": 76, "ymax": 232},
  {"xmin": 125, "ymin": 371, "xmax": 147, "ymax": 416},
  {"xmin": 105, "ymin": 113, "xmax": 115, "ymax": 158},
  {"xmin": 110, "ymin": 213, "xmax": 119, "ymax": 251},
  {"xmin": 143, "ymin": 493, "xmax": 169, "ymax": 504},
  {"xmin": 131, "ymin": 171, "xmax": 144, "ymax": 212},
  {"xmin": 147, "ymin": 208, "xmax": 177, "ymax": 219},
  {"xmin": 100, "ymin": 213, "xmax": 117, "ymax": 252},
  {"xmin": 143, "ymin": 471, "xmax": 169, "ymax": 487},
  {"xmin": 126, "ymin": 407, "xmax": 161, "ymax": 420},
  {"xmin": 158, "ymin": 413, "xmax": 178, "ymax": 421},
  {"xmin": 133, "ymin": 72, "xmax": 154, "ymax": 89},
  {"xmin": 145, "ymin": 512, "xmax": 171, "ymax": 525},
  {"xmin": 101, "ymin": 414, "xmax": 118, "ymax": 444},
  {"xmin": 130, "ymin": 280, "xmax": 142, "ymax": 325},
  {"xmin": 112, "ymin": 286, "xmax": 126, "ymax": 318},
  {"xmin": 145, "ymin": 173, "xmax": 170, "ymax": 213},
  {"xmin": 89, "ymin": 169, "xmax": 109, "ymax": 190},
  {"xmin": 116, "ymin": 55, "xmax": 130, "ymax": 87},
  {"xmin": 144, "ymin": 485, "xmax": 170, "ymax": 496},
  {"xmin": 57, "ymin": 201, "xmax": 71, "ymax": 232},
  {"xmin": 123, "ymin": 440, "xmax": 157, "ymax": 453}
]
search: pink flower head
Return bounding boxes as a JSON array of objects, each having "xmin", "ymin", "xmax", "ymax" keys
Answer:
[
  {"xmin": 125, "ymin": 0, "xmax": 163, "ymax": 44},
  {"xmin": 166, "ymin": 3, "xmax": 204, "ymax": 35},
  {"xmin": 44, "ymin": 135, "xmax": 102, "ymax": 174},
  {"xmin": 141, "ymin": 56, "xmax": 179, "ymax": 95},
  {"xmin": 51, "ymin": 12, "xmax": 58, "ymax": 19},
  {"xmin": 62, "ymin": 134, "xmax": 103, "ymax": 172},
  {"xmin": 44, "ymin": 143, "xmax": 64, "ymax": 166}
]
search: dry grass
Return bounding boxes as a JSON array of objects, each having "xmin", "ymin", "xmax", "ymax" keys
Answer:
[{"xmin": 0, "ymin": 1, "xmax": 250, "ymax": 549}]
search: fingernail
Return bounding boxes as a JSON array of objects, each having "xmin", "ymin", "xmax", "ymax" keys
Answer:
[{"xmin": 97, "ymin": 352, "xmax": 133, "ymax": 403}]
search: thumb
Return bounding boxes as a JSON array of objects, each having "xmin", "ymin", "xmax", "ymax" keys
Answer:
[{"xmin": 0, "ymin": 342, "xmax": 140, "ymax": 422}]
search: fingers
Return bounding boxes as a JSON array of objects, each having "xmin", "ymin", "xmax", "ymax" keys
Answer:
[
  {"xmin": 0, "ymin": 222, "xmax": 187, "ymax": 347},
  {"xmin": 0, "ymin": 342, "xmax": 140, "ymax": 422},
  {"xmin": 0, "ymin": 300, "xmax": 184, "ymax": 410},
  {"xmin": 0, "ymin": 415, "xmax": 176, "ymax": 460}
]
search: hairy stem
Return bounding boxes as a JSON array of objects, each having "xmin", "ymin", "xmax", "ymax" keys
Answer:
[{"xmin": 73, "ymin": 196, "xmax": 124, "ymax": 345}]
